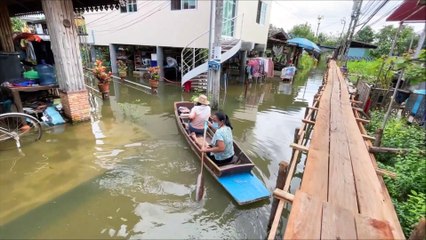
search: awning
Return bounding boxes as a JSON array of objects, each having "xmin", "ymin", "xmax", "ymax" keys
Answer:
[
  {"xmin": 287, "ymin": 38, "xmax": 321, "ymax": 53},
  {"xmin": 386, "ymin": 0, "xmax": 426, "ymax": 22}
]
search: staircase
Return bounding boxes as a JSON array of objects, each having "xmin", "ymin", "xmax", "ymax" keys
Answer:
[{"xmin": 181, "ymin": 16, "xmax": 242, "ymax": 91}]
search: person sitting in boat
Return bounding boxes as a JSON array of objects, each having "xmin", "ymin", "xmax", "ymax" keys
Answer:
[
  {"xmin": 201, "ymin": 112, "xmax": 235, "ymax": 166},
  {"xmin": 187, "ymin": 94, "xmax": 211, "ymax": 135}
]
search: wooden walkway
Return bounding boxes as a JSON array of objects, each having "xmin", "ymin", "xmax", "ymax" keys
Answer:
[{"xmin": 268, "ymin": 61, "xmax": 404, "ymax": 239}]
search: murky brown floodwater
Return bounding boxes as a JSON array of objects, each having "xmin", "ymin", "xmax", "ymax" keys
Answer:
[{"xmin": 0, "ymin": 66, "xmax": 323, "ymax": 239}]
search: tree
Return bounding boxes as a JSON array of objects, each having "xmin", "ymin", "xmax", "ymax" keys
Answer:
[
  {"xmin": 371, "ymin": 25, "xmax": 419, "ymax": 58},
  {"xmin": 288, "ymin": 23, "xmax": 316, "ymax": 42},
  {"xmin": 318, "ymin": 32, "xmax": 341, "ymax": 47},
  {"xmin": 355, "ymin": 26, "xmax": 375, "ymax": 43},
  {"xmin": 10, "ymin": 17, "xmax": 25, "ymax": 32}
]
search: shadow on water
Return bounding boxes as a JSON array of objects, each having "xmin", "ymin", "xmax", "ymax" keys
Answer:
[{"xmin": 0, "ymin": 65, "xmax": 325, "ymax": 239}]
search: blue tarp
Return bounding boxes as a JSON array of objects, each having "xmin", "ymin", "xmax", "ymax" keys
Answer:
[
  {"xmin": 217, "ymin": 172, "xmax": 270, "ymax": 205},
  {"xmin": 287, "ymin": 37, "xmax": 321, "ymax": 53}
]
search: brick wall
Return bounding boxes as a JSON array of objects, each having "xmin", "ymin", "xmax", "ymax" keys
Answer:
[{"xmin": 60, "ymin": 90, "xmax": 90, "ymax": 122}]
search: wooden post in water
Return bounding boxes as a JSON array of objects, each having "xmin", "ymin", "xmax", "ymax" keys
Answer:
[
  {"xmin": 267, "ymin": 161, "xmax": 289, "ymax": 230},
  {"xmin": 0, "ymin": 2, "xmax": 14, "ymax": 52},
  {"xmin": 409, "ymin": 217, "xmax": 425, "ymax": 240},
  {"xmin": 41, "ymin": 0, "xmax": 90, "ymax": 121}
]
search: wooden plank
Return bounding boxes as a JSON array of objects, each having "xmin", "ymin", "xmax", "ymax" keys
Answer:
[
  {"xmin": 300, "ymin": 67, "xmax": 332, "ymax": 201},
  {"xmin": 283, "ymin": 191, "xmax": 322, "ymax": 239},
  {"xmin": 362, "ymin": 134, "xmax": 376, "ymax": 141},
  {"xmin": 355, "ymin": 214, "xmax": 394, "ymax": 239},
  {"xmin": 328, "ymin": 67, "xmax": 358, "ymax": 214},
  {"xmin": 356, "ymin": 117, "xmax": 370, "ymax": 124},
  {"xmin": 375, "ymin": 168, "xmax": 397, "ymax": 179},
  {"xmin": 321, "ymin": 202, "xmax": 357, "ymax": 239},
  {"xmin": 344, "ymin": 68, "xmax": 405, "ymax": 240},
  {"xmin": 302, "ymin": 119, "xmax": 316, "ymax": 125},
  {"xmin": 273, "ymin": 189, "xmax": 295, "ymax": 202},
  {"xmin": 334, "ymin": 62, "xmax": 387, "ymax": 220},
  {"xmin": 289, "ymin": 143, "xmax": 309, "ymax": 153}
]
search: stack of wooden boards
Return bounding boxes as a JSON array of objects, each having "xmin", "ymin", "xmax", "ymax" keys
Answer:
[{"xmin": 283, "ymin": 61, "xmax": 404, "ymax": 239}]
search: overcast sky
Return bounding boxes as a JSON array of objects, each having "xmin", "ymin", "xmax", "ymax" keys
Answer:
[{"xmin": 269, "ymin": 0, "xmax": 425, "ymax": 37}]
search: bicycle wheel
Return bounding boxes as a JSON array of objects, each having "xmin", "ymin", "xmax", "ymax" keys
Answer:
[{"xmin": 0, "ymin": 113, "xmax": 42, "ymax": 147}]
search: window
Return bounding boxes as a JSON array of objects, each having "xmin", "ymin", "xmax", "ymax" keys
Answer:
[
  {"xmin": 121, "ymin": 0, "xmax": 137, "ymax": 13},
  {"xmin": 171, "ymin": 0, "xmax": 197, "ymax": 10},
  {"xmin": 256, "ymin": 0, "xmax": 267, "ymax": 25}
]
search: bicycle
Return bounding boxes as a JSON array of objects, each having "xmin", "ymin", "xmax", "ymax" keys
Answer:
[{"xmin": 0, "ymin": 112, "xmax": 42, "ymax": 148}]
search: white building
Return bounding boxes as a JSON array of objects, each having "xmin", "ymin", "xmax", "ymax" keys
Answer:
[{"xmin": 84, "ymin": 0, "xmax": 272, "ymax": 85}]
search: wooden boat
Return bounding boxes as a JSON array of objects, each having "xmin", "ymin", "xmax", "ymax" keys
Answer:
[{"xmin": 174, "ymin": 101, "xmax": 270, "ymax": 205}]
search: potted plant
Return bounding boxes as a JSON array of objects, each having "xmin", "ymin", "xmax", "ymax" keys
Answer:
[
  {"xmin": 117, "ymin": 60, "xmax": 128, "ymax": 81},
  {"xmin": 147, "ymin": 66, "xmax": 160, "ymax": 91},
  {"xmin": 93, "ymin": 59, "xmax": 112, "ymax": 99}
]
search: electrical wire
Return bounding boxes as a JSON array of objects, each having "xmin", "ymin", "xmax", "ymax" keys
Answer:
[
  {"xmin": 356, "ymin": 0, "xmax": 389, "ymax": 29},
  {"xmin": 355, "ymin": 0, "xmax": 400, "ymax": 34}
]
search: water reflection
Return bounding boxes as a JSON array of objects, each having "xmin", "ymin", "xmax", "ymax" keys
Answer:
[{"xmin": 0, "ymin": 67, "xmax": 324, "ymax": 239}]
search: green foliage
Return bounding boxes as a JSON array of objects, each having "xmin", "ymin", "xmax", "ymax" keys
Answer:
[
  {"xmin": 346, "ymin": 57, "xmax": 395, "ymax": 87},
  {"xmin": 371, "ymin": 25, "xmax": 419, "ymax": 58},
  {"xmin": 10, "ymin": 17, "xmax": 25, "ymax": 32},
  {"xmin": 298, "ymin": 52, "xmax": 315, "ymax": 71},
  {"xmin": 354, "ymin": 26, "xmax": 375, "ymax": 43},
  {"xmin": 318, "ymin": 33, "xmax": 340, "ymax": 47},
  {"xmin": 289, "ymin": 23, "xmax": 316, "ymax": 42},
  {"xmin": 366, "ymin": 111, "xmax": 426, "ymax": 237}
]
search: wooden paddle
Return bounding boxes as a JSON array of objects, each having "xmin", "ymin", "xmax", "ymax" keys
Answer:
[{"xmin": 195, "ymin": 121, "xmax": 208, "ymax": 201}]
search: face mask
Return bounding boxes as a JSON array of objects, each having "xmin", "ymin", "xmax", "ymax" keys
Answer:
[{"xmin": 212, "ymin": 122, "xmax": 220, "ymax": 129}]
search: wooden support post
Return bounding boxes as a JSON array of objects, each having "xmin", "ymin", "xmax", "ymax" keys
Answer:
[
  {"xmin": 273, "ymin": 189, "xmax": 295, "ymax": 202},
  {"xmin": 290, "ymin": 143, "xmax": 309, "ymax": 153},
  {"xmin": 268, "ymin": 161, "xmax": 289, "ymax": 230},
  {"xmin": 409, "ymin": 218, "xmax": 426, "ymax": 240},
  {"xmin": 374, "ymin": 128, "xmax": 384, "ymax": 147},
  {"xmin": 41, "ymin": 0, "xmax": 90, "ymax": 122},
  {"xmin": 302, "ymin": 119, "xmax": 316, "ymax": 125},
  {"xmin": 375, "ymin": 168, "xmax": 397, "ymax": 179},
  {"xmin": 0, "ymin": 2, "xmax": 15, "ymax": 52},
  {"xmin": 293, "ymin": 128, "xmax": 300, "ymax": 143}
]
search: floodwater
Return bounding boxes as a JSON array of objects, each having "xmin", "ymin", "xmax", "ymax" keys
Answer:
[{"xmin": 0, "ymin": 67, "xmax": 323, "ymax": 239}]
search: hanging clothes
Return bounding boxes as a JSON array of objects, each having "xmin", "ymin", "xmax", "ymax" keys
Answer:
[{"xmin": 25, "ymin": 41, "xmax": 37, "ymax": 65}]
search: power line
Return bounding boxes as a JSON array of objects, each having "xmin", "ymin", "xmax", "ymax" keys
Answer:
[{"xmin": 357, "ymin": 0, "xmax": 389, "ymax": 29}]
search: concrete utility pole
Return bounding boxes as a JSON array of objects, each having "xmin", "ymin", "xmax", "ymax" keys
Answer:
[
  {"xmin": 315, "ymin": 15, "xmax": 323, "ymax": 38},
  {"xmin": 342, "ymin": 0, "xmax": 363, "ymax": 66},
  {"xmin": 208, "ymin": 0, "xmax": 223, "ymax": 110},
  {"xmin": 389, "ymin": 21, "xmax": 404, "ymax": 57},
  {"xmin": 339, "ymin": 18, "xmax": 346, "ymax": 40}
]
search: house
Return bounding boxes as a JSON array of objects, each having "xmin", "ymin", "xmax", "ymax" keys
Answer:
[
  {"xmin": 83, "ymin": 0, "xmax": 272, "ymax": 85},
  {"xmin": 266, "ymin": 27, "xmax": 290, "ymax": 70},
  {"xmin": 347, "ymin": 40, "xmax": 377, "ymax": 60}
]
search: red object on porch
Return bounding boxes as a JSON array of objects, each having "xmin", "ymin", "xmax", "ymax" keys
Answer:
[
  {"xmin": 13, "ymin": 33, "xmax": 42, "ymax": 43},
  {"xmin": 386, "ymin": 0, "xmax": 426, "ymax": 22},
  {"xmin": 184, "ymin": 81, "xmax": 191, "ymax": 92}
]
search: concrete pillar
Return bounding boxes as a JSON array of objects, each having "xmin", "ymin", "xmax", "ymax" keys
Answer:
[
  {"xmin": 414, "ymin": 25, "xmax": 426, "ymax": 58},
  {"xmin": 0, "ymin": 2, "xmax": 15, "ymax": 52},
  {"xmin": 109, "ymin": 44, "xmax": 118, "ymax": 74},
  {"xmin": 90, "ymin": 45, "xmax": 96, "ymax": 63},
  {"xmin": 156, "ymin": 46, "xmax": 164, "ymax": 81},
  {"xmin": 42, "ymin": 0, "xmax": 90, "ymax": 122}
]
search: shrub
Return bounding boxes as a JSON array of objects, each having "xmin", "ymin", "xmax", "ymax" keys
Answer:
[{"xmin": 366, "ymin": 110, "xmax": 426, "ymax": 237}]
